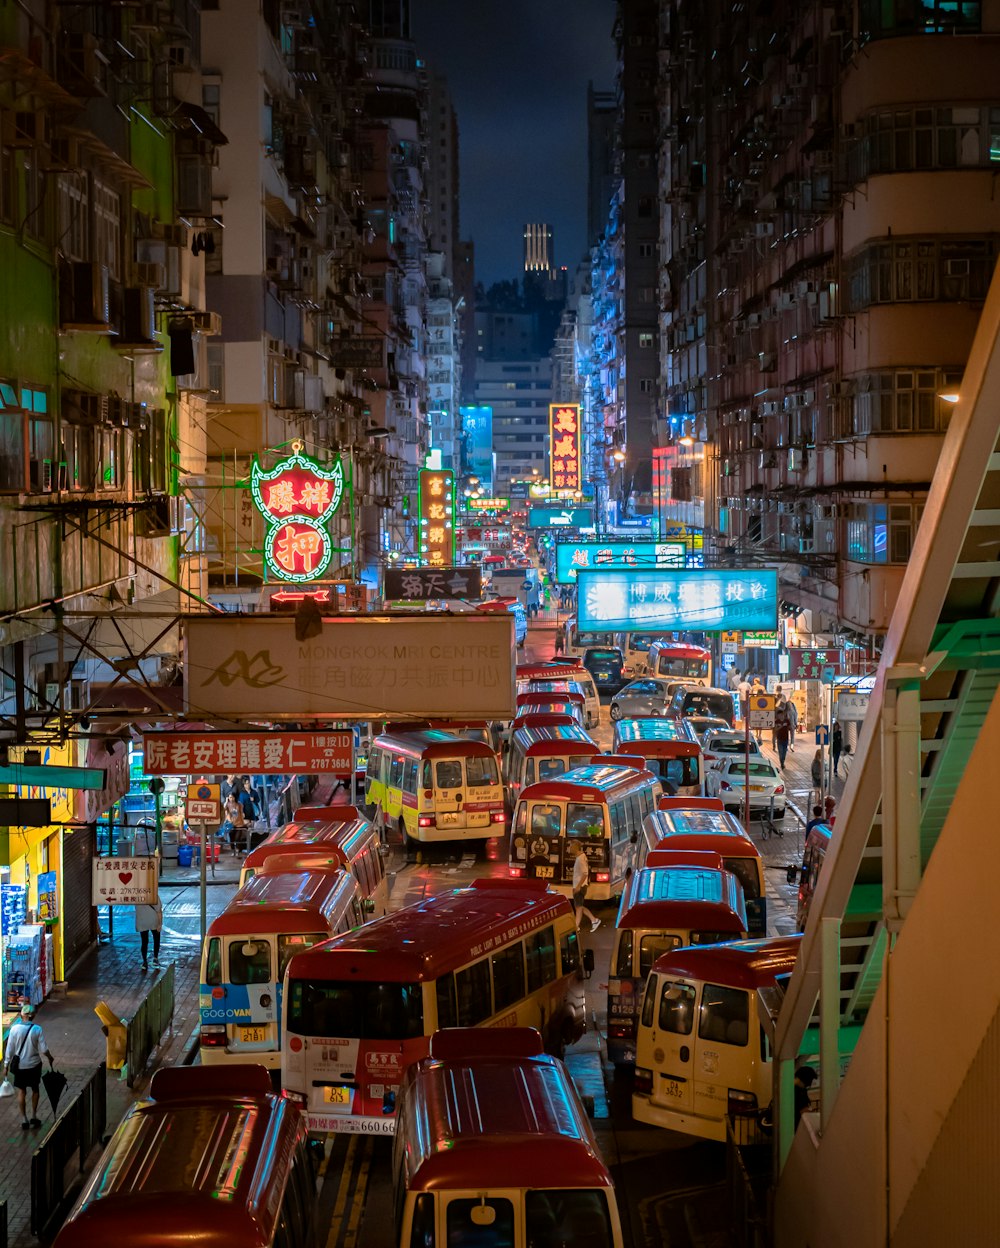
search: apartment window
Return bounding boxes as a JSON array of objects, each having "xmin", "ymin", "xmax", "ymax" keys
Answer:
[
  {"xmin": 23, "ymin": 155, "xmax": 45, "ymax": 240},
  {"xmin": 638, "ymin": 242, "xmax": 655, "ymax": 259},
  {"xmin": 846, "ymin": 500, "xmax": 924, "ymax": 563},
  {"xmin": 134, "ymin": 407, "xmax": 169, "ymax": 495},
  {"xmin": 93, "ymin": 180, "xmax": 122, "ymax": 281},
  {"xmin": 639, "ymin": 332, "xmax": 654, "ymax": 349},
  {"xmin": 638, "ymin": 286, "xmax": 656, "ymax": 303},
  {"xmin": 0, "ymin": 382, "xmax": 24, "ymax": 492},
  {"xmin": 853, "ymin": 369, "xmax": 956, "ymax": 435},
  {"xmin": 846, "ymin": 237, "xmax": 995, "ymax": 311},
  {"xmin": 848, "ymin": 104, "xmax": 1000, "ymax": 182},
  {"xmin": 639, "ymin": 378, "xmax": 655, "ymax": 393},
  {"xmin": 637, "ymin": 196, "xmax": 654, "ymax": 218},
  {"xmin": 859, "ymin": 0, "xmax": 980, "ymax": 41},
  {"xmin": 57, "ymin": 172, "xmax": 89, "ymax": 261}
]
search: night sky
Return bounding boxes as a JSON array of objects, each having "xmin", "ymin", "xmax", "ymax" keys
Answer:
[{"xmin": 410, "ymin": 0, "xmax": 617, "ymax": 288}]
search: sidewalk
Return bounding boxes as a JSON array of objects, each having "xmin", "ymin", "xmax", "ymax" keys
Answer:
[{"xmin": 0, "ymin": 850, "xmax": 241, "ymax": 1247}]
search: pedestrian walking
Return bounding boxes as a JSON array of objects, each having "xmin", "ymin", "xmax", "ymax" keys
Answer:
[
  {"xmin": 737, "ymin": 673, "xmax": 752, "ymax": 705},
  {"xmin": 572, "ymin": 849, "xmax": 601, "ymax": 933},
  {"xmin": 135, "ymin": 897, "xmax": 163, "ymax": 972},
  {"xmin": 750, "ymin": 673, "xmax": 765, "ymax": 695},
  {"xmin": 237, "ymin": 777, "xmax": 260, "ymax": 824},
  {"xmin": 2, "ymin": 1003, "xmax": 54, "ymax": 1130},
  {"xmin": 811, "ymin": 749, "xmax": 823, "ymax": 790},
  {"xmin": 785, "ymin": 697, "xmax": 799, "ymax": 751},
  {"xmin": 832, "ymin": 721, "xmax": 843, "ymax": 777},
  {"xmin": 221, "ymin": 791, "xmax": 246, "ymax": 854},
  {"xmin": 772, "ymin": 696, "xmax": 786, "ymax": 749},
  {"xmin": 727, "ymin": 667, "xmax": 742, "ymax": 692},
  {"xmin": 774, "ymin": 704, "xmax": 791, "ymax": 769}
]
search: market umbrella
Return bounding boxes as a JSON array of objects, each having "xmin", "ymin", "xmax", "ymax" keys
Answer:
[{"xmin": 41, "ymin": 1067, "xmax": 68, "ymax": 1117}]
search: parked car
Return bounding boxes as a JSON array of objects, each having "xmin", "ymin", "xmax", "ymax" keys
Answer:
[
  {"xmin": 666, "ymin": 685, "xmax": 737, "ymax": 728},
  {"xmin": 706, "ymin": 756, "xmax": 786, "ymax": 818},
  {"xmin": 581, "ymin": 646, "xmax": 627, "ymax": 693},
  {"xmin": 609, "ymin": 677, "xmax": 674, "ymax": 720},
  {"xmin": 681, "ymin": 716, "xmax": 732, "ymax": 742},
  {"xmin": 700, "ymin": 729, "xmax": 764, "ymax": 769}
]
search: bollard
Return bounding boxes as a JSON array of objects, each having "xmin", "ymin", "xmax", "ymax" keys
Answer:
[{"xmin": 94, "ymin": 1001, "xmax": 127, "ymax": 1070}]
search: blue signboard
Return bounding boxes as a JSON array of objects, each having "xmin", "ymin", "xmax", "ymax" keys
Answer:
[
  {"xmin": 460, "ymin": 405, "xmax": 494, "ymax": 494},
  {"xmin": 555, "ymin": 540, "xmax": 686, "ymax": 585},
  {"xmin": 527, "ymin": 507, "xmax": 595, "ymax": 529},
  {"xmin": 575, "ymin": 568, "xmax": 779, "ymax": 633}
]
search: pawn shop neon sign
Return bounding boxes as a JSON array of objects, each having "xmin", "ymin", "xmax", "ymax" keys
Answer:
[{"xmin": 251, "ymin": 445, "xmax": 346, "ymax": 582}]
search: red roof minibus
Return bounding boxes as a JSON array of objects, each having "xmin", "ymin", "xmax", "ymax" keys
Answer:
[
  {"xmin": 633, "ymin": 936, "xmax": 802, "ymax": 1141},
  {"xmin": 503, "ymin": 721, "xmax": 598, "ymax": 810},
  {"xmin": 281, "ymin": 879, "xmax": 590, "ymax": 1135},
  {"xmin": 53, "ymin": 1065, "xmax": 315, "ymax": 1248},
  {"xmin": 393, "ymin": 1028, "xmax": 625, "ymax": 1248}
]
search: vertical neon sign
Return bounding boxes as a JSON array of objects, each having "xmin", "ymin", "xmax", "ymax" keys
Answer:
[{"xmin": 419, "ymin": 469, "xmax": 455, "ymax": 566}]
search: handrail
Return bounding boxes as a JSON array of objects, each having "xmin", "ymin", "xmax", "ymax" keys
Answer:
[
  {"xmin": 30, "ymin": 1063, "xmax": 107, "ymax": 1238},
  {"xmin": 125, "ymin": 962, "xmax": 175, "ymax": 1088}
]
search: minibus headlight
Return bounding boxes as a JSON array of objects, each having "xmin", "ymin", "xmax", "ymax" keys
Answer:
[
  {"xmin": 727, "ymin": 1089, "xmax": 757, "ymax": 1114},
  {"xmin": 633, "ymin": 1066, "xmax": 653, "ymax": 1094}
]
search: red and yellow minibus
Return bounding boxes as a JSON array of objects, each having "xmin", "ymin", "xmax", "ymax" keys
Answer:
[
  {"xmin": 200, "ymin": 868, "xmax": 365, "ymax": 1068},
  {"xmin": 607, "ymin": 857, "xmax": 748, "ymax": 1066},
  {"xmin": 658, "ymin": 795, "xmax": 724, "ymax": 812},
  {"xmin": 639, "ymin": 806, "xmax": 767, "ymax": 935},
  {"xmin": 281, "ymin": 878, "xmax": 590, "ymax": 1135},
  {"xmin": 612, "ymin": 717, "xmax": 705, "ymax": 797},
  {"xmin": 393, "ymin": 1028, "xmax": 625, "ymax": 1248},
  {"xmin": 238, "ymin": 815, "xmax": 388, "ymax": 915},
  {"xmin": 509, "ymin": 762, "xmax": 663, "ymax": 900},
  {"xmin": 53, "ymin": 1065, "xmax": 316, "ymax": 1248},
  {"xmin": 364, "ymin": 730, "xmax": 505, "ymax": 847},
  {"xmin": 633, "ymin": 936, "xmax": 802, "ymax": 1140},
  {"xmin": 645, "ymin": 641, "xmax": 713, "ymax": 687},
  {"xmin": 503, "ymin": 721, "xmax": 598, "ymax": 810}
]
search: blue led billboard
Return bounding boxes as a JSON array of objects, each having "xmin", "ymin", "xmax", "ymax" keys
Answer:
[
  {"xmin": 555, "ymin": 540, "xmax": 686, "ymax": 585},
  {"xmin": 527, "ymin": 507, "xmax": 594, "ymax": 529},
  {"xmin": 575, "ymin": 568, "xmax": 779, "ymax": 633}
]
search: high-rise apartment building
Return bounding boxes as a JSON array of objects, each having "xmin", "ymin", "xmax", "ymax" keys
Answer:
[
  {"xmin": 657, "ymin": 0, "xmax": 990, "ymax": 643},
  {"xmin": 425, "ymin": 71, "xmax": 459, "ymax": 280},
  {"xmin": 587, "ymin": 83, "xmax": 618, "ymax": 250},
  {"xmin": 524, "ymin": 223, "xmax": 555, "ymax": 273}
]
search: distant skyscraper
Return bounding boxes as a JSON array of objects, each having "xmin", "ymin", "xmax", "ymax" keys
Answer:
[
  {"xmin": 524, "ymin": 223, "xmax": 555, "ymax": 273},
  {"xmin": 425, "ymin": 70, "xmax": 459, "ymax": 279},
  {"xmin": 587, "ymin": 83, "xmax": 617, "ymax": 249}
]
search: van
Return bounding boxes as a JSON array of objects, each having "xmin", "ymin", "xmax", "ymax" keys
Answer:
[
  {"xmin": 489, "ymin": 565, "xmax": 542, "ymax": 612},
  {"xmin": 666, "ymin": 685, "xmax": 737, "ymax": 728},
  {"xmin": 476, "ymin": 597, "xmax": 527, "ymax": 647},
  {"xmin": 615, "ymin": 632, "xmax": 668, "ymax": 674},
  {"xmin": 516, "ymin": 662, "xmax": 601, "ymax": 729}
]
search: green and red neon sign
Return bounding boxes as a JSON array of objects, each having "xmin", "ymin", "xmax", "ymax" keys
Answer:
[{"xmin": 251, "ymin": 447, "xmax": 346, "ymax": 582}]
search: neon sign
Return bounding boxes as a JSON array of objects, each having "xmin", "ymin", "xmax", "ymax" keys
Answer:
[
  {"xmin": 419, "ymin": 469, "xmax": 455, "ymax": 567},
  {"xmin": 251, "ymin": 448, "xmax": 346, "ymax": 583},
  {"xmin": 549, "ymin": 403, "xmax": 581, "ymax": 491}
]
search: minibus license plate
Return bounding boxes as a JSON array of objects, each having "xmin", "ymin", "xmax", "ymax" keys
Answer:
[
  {"xmin": 239, "ymin": 1026, "xmax": 267, "ymax": 1044},
  {"xmin": 535, "ymin": 866, "xmax": 553, "ymax": 878},
  {"xmin": 323, "ymin": 1086, "xmax": 351, "ymax": 1105},
  {"xmin": 437, "ymin": 811, "xmax": 459, "ymax": 825},
  {"xmin": 662, "ymin": 1077, "xmax": 684, "ymax": 1099}
]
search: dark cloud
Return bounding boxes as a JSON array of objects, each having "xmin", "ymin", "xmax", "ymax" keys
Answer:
[{"xmin": 411, "ymin": 0, "xmax": 617, "ymax": 286}]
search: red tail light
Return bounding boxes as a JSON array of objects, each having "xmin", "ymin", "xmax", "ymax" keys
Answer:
[
  {"xmin": 634, "ymin": 1066, "xmax": 653, "ymax": 1094},
  {"xmin": 595, "ymin": 870, "xmax": 609, "ymax": 883},
  {"xmin": 508, "ymin": 864, "xmax": 525, "ymax": 877},
  {"xmin": 774, "ymin": 785, "xmax": 785, "ymax": 795},
  {"xmin": 608, "ymin": 1023, "xmax": 632, "ymax": 1039},
  {"xmin": 720, "ymin": 780, "xmax": 733, "ymax": 791},
  {"xmin": 491, "ymin": 810, "xmax": 506, "ymax": 823},
  {"xmin": 200, "ymin": 1025, "xmax": 227, "ymax": 1047},
  {"xmin": 418, "ymin": 815, "xmax": 436, "ymax": 827}
]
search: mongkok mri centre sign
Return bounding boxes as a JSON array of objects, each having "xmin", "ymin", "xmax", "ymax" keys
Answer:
[
  {"xmin": 251, "ymin": 448, "xmax": 347, "ymax": 583},
  {"xmin": 575, "ymin": 568, "xmax": 779, "ymax": 633}
]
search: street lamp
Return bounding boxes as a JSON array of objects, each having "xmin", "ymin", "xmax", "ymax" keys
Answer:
[{"xmin": 611, "ymin": 448, "xmax": 626, "ymax": 464}]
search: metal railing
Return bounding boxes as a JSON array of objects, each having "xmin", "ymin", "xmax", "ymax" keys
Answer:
[
  {"xmin": 126, "ymin": 961, "xmax": 175, "ymax": 1088},
  {"xmin": 725, "ymin": 1114, "xmax": 771, "ymax": 1248},
  {"xmin": 30, "ymin": 1063, "xmax": 107, "ymax": 1238}
]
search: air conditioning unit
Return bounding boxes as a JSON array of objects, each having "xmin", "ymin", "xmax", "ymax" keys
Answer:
[
  {"xmin": 746, "ymin": 312, "xmax": 762, "ymax": 327},
  {"xmin": 135, "ymin": 494, "xmax": 185, "ymax": 537},
  {"xmin": 118, "ymin": 286, "xmax": 158, "ymax": 346},
  {"xmin": 777, "ymin": 292, "xmax": 795, "ymax": 310},
  {"xmin": 753, "ymin": 221, "xmax": 775, "ymax": 238},
  {"xmin": 134, "ymin": 262, "xmax": 166, "ymax": 290},
  {"xmin": 190, "ymin": 310, "xmax": 222, "ymax": 335},
  {"xmin": 761, "ymin": 401, "xmax": 781, "ymax": 417},
  {"xmin": 29, "ymin": 458, "xmax": 53, "ymax": 493}
]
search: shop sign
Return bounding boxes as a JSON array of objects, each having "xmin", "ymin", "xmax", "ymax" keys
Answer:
[
  {"xmin": 548, "ymin": 404, "xmax": 581, "ymax": 491},
  {"xmin": 251, "ymin": 447, "xmax": 347, "ymax": 584},
  {"xmin": 527, "ymin": 507, "xmax": 594, "ymax": 529},
  {"xmin": 789, "ymin": 648, "xmax": 842, "ymax": 679},
  {"xmin": 328, "ymin": 336, "xmax": 385, "ymax": 370},
  {"xmin": 836, "ymin": 692, "xmax": 870, "ymax": 721},
  {"xmin": 36, "ymin": 870, "xmax": 57, "ymax": 921},
  {"xmin": 555, "ymin": 541, "xmax": 685, "ymax": 585},
  {"xmin": 419, "ymin": 469, "xmax": 455, "ymax": 567},
  {"xmin": 91, "ymin": 857, "xmax": 158, "ymax": 906},
  {"xmin": 76, "ymin": 738, "xmax": 130, "ymax": 824},
  {"xmin": 576, "ymin": 568, "xmax": 778, "ymax": 633},
  {"xmin": 145, "ymin": 732, "xmax": 354, "ymax": 775},
  {"xmin": 743, "ymin": 630, "xmax": 780, "ymax": 649},
  {"xmin": 384, "ymin": 566, "xmax": 481, "ymax": 602},
  {"xmin": 466, "ymin": 497, "xmax": 509, "ymax": 512},
  {"xmin": 183, "ymin": 614, "xmax": 516, "ymax": 720}
]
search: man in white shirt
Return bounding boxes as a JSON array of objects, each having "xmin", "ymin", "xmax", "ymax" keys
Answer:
[
  {"xmin": 572, "ymin": 849, "xmax": 601, "ymax": 933},
  {"xmin": 3, "ymin": 1003, "xmax": 55, "ymax": 1130}
]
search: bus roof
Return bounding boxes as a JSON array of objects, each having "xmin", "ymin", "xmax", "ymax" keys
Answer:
[
  {"xmin": 519, "ymin": 763, "xmax": 658, "ymax": 804},
  {"xmin": 648, "ymin": 642, "xmax": 711, "ymax": 659},
  {"xmin": 614, "ymin": 718, "xmax": 692, "ymax": 743},
  {"xmin": 517, "ymin": 689, "xmax": 586, "ymax": 707},
  {"xmin": 510, "ymin": 724, "xmax": 596, "ymax": 755},
  {"xmin": 649, "ymin": 934, "xmax": 802, "ymax": 990},
  {"xmin": 516, "ymin": 661, "xmax": 587, "ymax": 679},
  {"xmin": 401, "ymin": 1046, "xmax": 611, "ymax": 1192},
  {"xmin": 645, "ymin": 808, "xmax": 747, "ymax": 839},
  {"xmin": 617, "ymin": 866, "xmax": 747, "ymax": 932},
  {"xmin": 286, "ymin": 879, "xmax": 570, "ymax": 983},
  {"xmin": 241, "ymin": 818, "xmax": 372, "ymax": 874},
  {"xmin": 658, "ymin": 796, "xmax": 725, "ymax": 812},
  {"xmin": 55, "ymin": 1066, "xmax": 303, "ymax": 1248},
  {"xmin": 372, "ymin": 730, "xmax": 496, "ymax": 758},
  {"xmin": 207, "ymin": 870, "xmax": 355, "ymax": 937}
]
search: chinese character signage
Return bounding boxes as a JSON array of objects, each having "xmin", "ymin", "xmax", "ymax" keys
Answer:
[
  {"xmin": 555, "ymin": 541, "xmax": 686, "ymax": 585},
  {"xmin": 549, "ymin": 403, "xmax": 581, "ymax": 491},
  {"xmin": 143, "ymin": 732, "xmax": 354, "ymax": 775},
  {"xmin": 461, "ymin": 405, "xmax": 494, "ymax": 493},
  {"xmin": 328, "ymin": 336, "xmax": 386, "ymax": 370},
  {"xmin": 743, "ymin": 630, "xmax": 780, "ymax": 648},
  {"xmin": 527, "ymin": 506, "xmax": 594, "ymax": 529},
  {"xmin": 789, "ymin": 649, "xmax": 842, "ymax": 678},
  {"xmin": 419, "ymin": 469, "xmax": 455, "ymax": 567},
  {"xmin": 465, "ymin": 497, "xmax": 509, "ymax": 512},
  {"xmin": 251, "ymin": 449, "xmax": 346, "ymax": 583},
  {"xmin": 384, "ymin": 566, "xmax": 482, "ymax": 601},
  {"xmin": 575, "ymin": 568, "xmax": 779, "ymax": 633},
  {"xmin": 91, "ymin": 857, "xmax": 159, "ymax": 906}
]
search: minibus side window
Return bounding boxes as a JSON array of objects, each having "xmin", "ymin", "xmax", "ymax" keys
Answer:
[
  {"xmin": 524, "ymin": 756, "xmax": 535, "ymax": 784},
  {"xmin": 515, "ymin": 803, "xmax": 527, "ymax": 838},
  {"xmin": 613, "ymin": 931, "xmax": 633, "ymax": 978},
  {"xmin": 205, "ymin": 937, "xmax": 222, "ymax": 986},
  {"xmin": 639, "ymin": 934, "xmax": 682, "ymax": 978},
  {"xmin": 610, "ymin": 801, "xmax": 625, "ymax": 843},
  {"xmin": 403, "ymin": 760, "xmax": 417, "ymax": 794},
  {"xmin": 389, "ymin": 754, "xmax": 405, "ymax": 789},
  {"xmin": 724, "ymin": 857, "xmax": 761, "ymax": 899},
  {"xmin": 526, "ymin": 925, "xmax": 557, "ymax": 990},
  {"xmin": 699, "ymin": 984, "xmax": 749, "ymax": 1046},
  {"xmin": 560, "ymin": 929, "xmax": 581, "ymax": 975},
  {"xmin": 456, "ymin": 958, "xmax": 492, "ymax": 1026},
  {"xmin": 436, "ymin": 972, "xmax": 458, "ymax": 1029},
  {"xmin": 627, "ymin": 792, "xmax": 643, "ymax": 829},
  {"xmin": 641, "ymin": 975, "xmax": 657, "ymax": 1027},
  {"xmin": 658, "ymin": 980, "xmax": 696, "ymax": 1033},
  {"xmin": 409, "ymin": 1193, "xmax": 435, "ymax": 1248},
  {"xmin": 492, "ymin": 943, "xmax": 526, "ymax": 1011},
  {"xmin": 421, "ymin": 760, "xmax": 432, "ymax": 788}
]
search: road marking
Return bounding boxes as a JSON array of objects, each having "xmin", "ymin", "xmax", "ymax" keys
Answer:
[
  {"xmin": 325, "ymin": 1135, "xmax": 357, "ymax": 1248},
  {"xmin": 343, "ymin": 1136, "xmax": 373, "ymax": 1248}
]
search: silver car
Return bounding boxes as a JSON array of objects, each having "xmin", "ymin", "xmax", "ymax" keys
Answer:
[
  {"xmin": 700, "ymin": 729, "xmax": 764, "ymax": 769},
  {"xmin": 707, "ymin": 756, "xmax": 786, "ymax": 817},
  {"xmin": 609, "ymin": 677, "xmax": 674, "ymax": 720}
]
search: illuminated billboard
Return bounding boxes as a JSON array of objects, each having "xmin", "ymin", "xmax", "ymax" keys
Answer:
[
  {"xmin": 527, "ymin": 506, "xmax": 594, "ymax": 529},
  {"xmin": 576, "ymin": 568, "xmax": 779, "ymax": 633},
  {"xmin": 461, "ymin": 405, "xmax": 494, "ymax": 492},
  {"xmin": 548, "ymin": 403, "xmax": 581, "ymax": 491},
  {"xmin": 555, "ymin": 540, "xmax": 686, "ymax": 585},
  {"xmin": 250, "ymin": 448, "xmax": 347, "ymax": 583},
  {"xmin": 419, "ymin": 468, "xmax": 455, "ymax": 566}
]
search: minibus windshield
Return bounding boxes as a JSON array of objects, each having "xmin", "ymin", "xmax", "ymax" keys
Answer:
[{"xmin": 287, "ymin": 980, "xmax": 424, "ymax": 1040}]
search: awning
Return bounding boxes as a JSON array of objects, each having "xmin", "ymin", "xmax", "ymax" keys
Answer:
[
  {"xmin": 174, "ymin": 100, "xmax": 228, "ymax": 147},
  {"xmin": 61, "ymin": 124, "xmax": 152, "ymax": 189}
]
